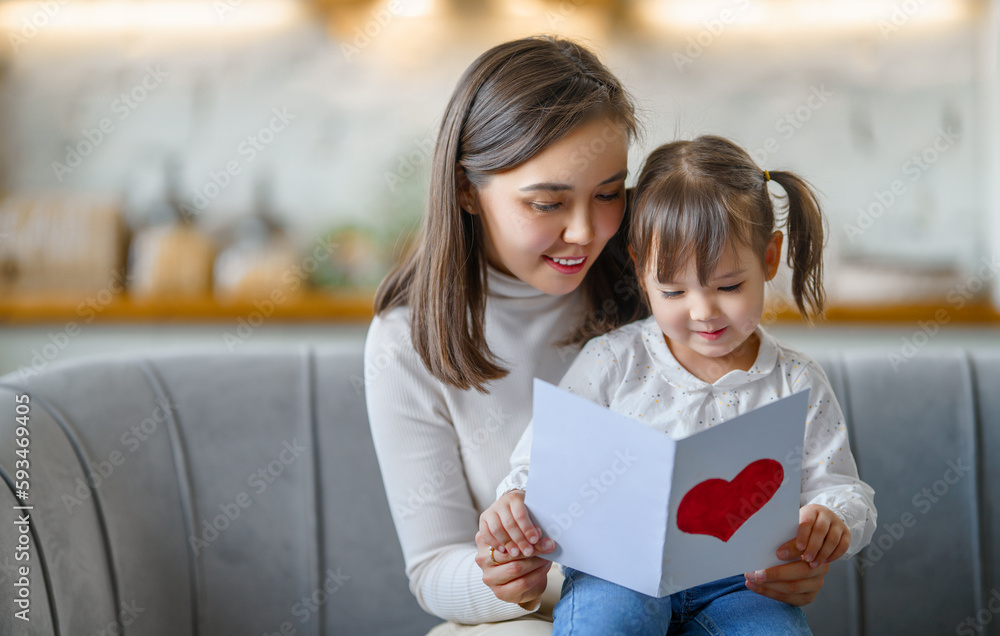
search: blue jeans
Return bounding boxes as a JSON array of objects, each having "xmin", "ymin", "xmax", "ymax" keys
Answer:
[{"xmin": 552, "ymin": 568, "xmax": 812, "ymax": 636}]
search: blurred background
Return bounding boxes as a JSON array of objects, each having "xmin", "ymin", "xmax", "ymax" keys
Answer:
[{"xmin": 0, "ymin": 0, "xmax": 997, "ymax": 378}]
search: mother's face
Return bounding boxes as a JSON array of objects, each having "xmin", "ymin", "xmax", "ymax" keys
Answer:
[{"xmin": 467, "ymin": 117, "xmax": 629, "ymax": 296}]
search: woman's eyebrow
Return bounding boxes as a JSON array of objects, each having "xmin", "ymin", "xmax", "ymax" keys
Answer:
[
  {"xmin": 518, "ymin": 169, "xmax": 628, "ymax": 192},
  {"xmin": 519, "ymin": 182, "xmax": 571, "ymax": 192}
]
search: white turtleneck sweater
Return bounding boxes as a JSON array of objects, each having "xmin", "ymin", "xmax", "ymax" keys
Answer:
[{"xmin": 364, "ymin": 267, "xmax": 586, "ymax": 624}]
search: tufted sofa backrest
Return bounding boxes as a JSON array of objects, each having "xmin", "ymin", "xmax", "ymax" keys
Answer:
[{"xmin": 1, "ymin": 346, "xmax": 998, "ymax": 636}]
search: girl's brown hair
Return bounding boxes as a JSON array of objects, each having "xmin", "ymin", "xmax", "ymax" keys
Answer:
[
  {"xmin": 629, "ymin": 135, "xmax": 826, "ymax": 320},
  {"xmin": 374, "ymin": 36, "xmax": 645, "ymax": 392}
]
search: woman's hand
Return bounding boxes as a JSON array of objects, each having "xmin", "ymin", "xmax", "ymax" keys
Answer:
[
  {"xmin": 475, "ymin": 528, "xmax": 556, "ymax": 608},
  {"xmin": 744, "ymin": 504, "xmax": 850, "ymax": 605},
  {"xmin": 744, "ymin": 555, "xmax": 829, "ymax": 606}
]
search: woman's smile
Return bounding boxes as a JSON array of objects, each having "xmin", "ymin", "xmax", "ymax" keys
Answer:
[{"xmin": 543, "ymin": 254, "xmax": 588, "ymax": 274}]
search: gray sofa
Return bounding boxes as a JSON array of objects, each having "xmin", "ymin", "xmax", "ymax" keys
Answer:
[{"xmin": 0, "ymin": 344, "xmax": 997, "ymax": 635}]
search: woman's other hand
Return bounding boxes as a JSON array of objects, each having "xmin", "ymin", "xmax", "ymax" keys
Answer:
[{"xmin": 475, "ymin": 529, "xmax": 556, "ymax": 609}]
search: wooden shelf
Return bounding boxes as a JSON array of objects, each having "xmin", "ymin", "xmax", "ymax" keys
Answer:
[
  {"xmin": 0, "ymin": 290, "xmax": 375, "ymax": 324},
  {"xmin": 768, "ymin": 300, "xmax": 1000, "ymax": 325},
  {"xmin": 0, "ymin": 292, "xmax": 998, "ymax": 325}
]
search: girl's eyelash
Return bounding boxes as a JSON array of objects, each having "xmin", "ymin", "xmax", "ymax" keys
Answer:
[
  {"xmin": 661, "ymin": 284, "xmax": 741, "ymax": 298},
  {"xmin": 597, "ymin": 191, "xmax": 622, "ymax": 202}
]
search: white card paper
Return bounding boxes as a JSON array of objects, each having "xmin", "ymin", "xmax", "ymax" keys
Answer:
[{"xmin": 524, "ymin": 379, "xmax": 809, "ymax": 597}]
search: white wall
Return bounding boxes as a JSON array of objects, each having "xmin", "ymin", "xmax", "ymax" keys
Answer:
[
  {"xmin": 988, "ymin": 0, "xmax": 1000, "ymax": 309},
  {"xmin": 0, "ymin": 4, "xmax": 989, "ymax": 287}
]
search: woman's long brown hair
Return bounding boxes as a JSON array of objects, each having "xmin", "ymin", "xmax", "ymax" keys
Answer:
[{"xmin": 374, "ymin": 36, "xmax": 645, "ymax": 392}]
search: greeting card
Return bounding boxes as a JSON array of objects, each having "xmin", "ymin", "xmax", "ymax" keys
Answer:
[{"xmin": 524, "ymin": 379, "xmax": 809, "ymax": 597}]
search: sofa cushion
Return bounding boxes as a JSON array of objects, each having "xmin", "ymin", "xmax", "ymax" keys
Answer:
[{"xmin": 0, "ymin": 346, "xmax": 438, "ymax": 636}]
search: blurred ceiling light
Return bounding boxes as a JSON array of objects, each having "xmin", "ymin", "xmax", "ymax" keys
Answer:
[
  {"xmin": 495, "ymin": 0, "xmax": 547, "ymax": 19},
  {"xmin": 0, "ymin": 0, "xmax": 307, "ymax": 37},
  {"xmin": 393, "ymin": 0, "xmax": 439, "ymax": 18},
  {"xmin": 634, "ymin": 0, "xmax": 972, "ymax": 31}
]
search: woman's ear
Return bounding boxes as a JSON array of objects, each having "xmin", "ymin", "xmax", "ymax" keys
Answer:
[
  {"xmin": 456, "ymin": 166, "xmax": 478, "ymax": 214},
  {"xmin": 764, "ymin": 231, "xmax": 783, "ymax": 281}
]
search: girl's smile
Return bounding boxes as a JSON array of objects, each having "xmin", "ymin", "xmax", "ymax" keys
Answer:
[{"xmin": 696, "ymin": 327, "xmax": 727, "ymax": 341}]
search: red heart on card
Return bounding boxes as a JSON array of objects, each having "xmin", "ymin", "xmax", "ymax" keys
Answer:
[{"xmin": 676, "ymin": 459, "xmax": 784, "ymax": 542}]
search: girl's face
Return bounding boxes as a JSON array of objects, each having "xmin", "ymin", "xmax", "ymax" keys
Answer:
[
  {"xmin": 466, "ymin": 117, "xmax": 629, "ymax": 296},
  {"xmin": 640, "ymin": 234, "xmax": 782, "ymax": 383}
]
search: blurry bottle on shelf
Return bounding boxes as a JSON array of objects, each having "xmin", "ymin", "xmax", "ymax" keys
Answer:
[
  {"xmin": 0, "ymin": 194, "xmax": 127, "ymax": 296},
  {"xmin": 128, "ymin": 164, "xmax": 215, "ymax": 299},
  {"xmin": 213, "ymin": 178, "xmax": 301, "ymax": 301}
]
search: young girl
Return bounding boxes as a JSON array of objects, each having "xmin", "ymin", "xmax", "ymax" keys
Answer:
[{"xmin": 479, "ymin": 136, "xmax": 877, "ymax": 634}]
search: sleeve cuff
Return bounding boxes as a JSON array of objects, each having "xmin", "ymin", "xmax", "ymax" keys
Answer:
[
  {"xmin": 829, "ymin": 505, "xmax": 849, "ymax": 526},
  {"xmin": 814, "ymin": 502, "xmax": 874, "ymax": 559},
  {"xmin": 495, "ymin": 467, "xmax": 529, "ymax": 500}
]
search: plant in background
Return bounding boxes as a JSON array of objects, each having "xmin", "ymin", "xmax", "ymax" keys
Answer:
[{"xmin": 312, "ymin": 144, "xmax": 424, "ymax": 290}]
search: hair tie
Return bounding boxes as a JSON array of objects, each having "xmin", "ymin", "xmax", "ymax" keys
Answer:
[{"xmin": 763, "ymin": 170, "xmax": 770, "ymax": 182}]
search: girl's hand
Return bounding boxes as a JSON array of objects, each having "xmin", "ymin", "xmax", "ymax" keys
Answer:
[
  {"xmin": 475, "ymin": 529, "xmax": 556, "ymax": 608},
  {"xmin": 794, "ymin": 504, "xmax": 851, "ymax": 568},
  {"xmin": 479, "ymin": 490, "xmax": 543, "ymax": 558},
  {"xmin": 743, "ymin": 504, "xmax": 850, "ymax": 606}
]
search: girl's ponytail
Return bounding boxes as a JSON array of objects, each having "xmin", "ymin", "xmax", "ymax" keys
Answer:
[{"xmin": 768, "ymin": 171, "xmax": 826, "ymax": 321}]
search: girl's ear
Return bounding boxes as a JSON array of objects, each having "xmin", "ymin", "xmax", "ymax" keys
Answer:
[
  {"xmin": 764, "ymin": 231, "xmax": 783, "ymax": 281},
  {"xmin": 456, "ymin": 166, "xmax": 478, "ymax": 215}
]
